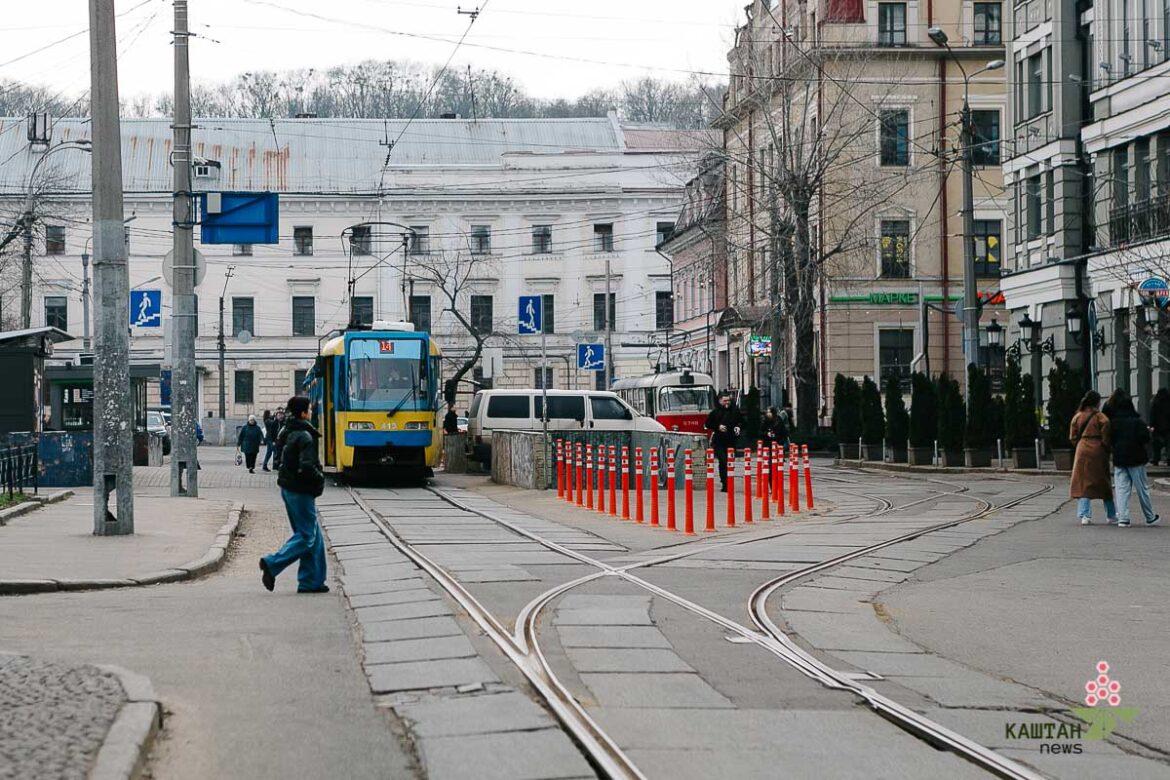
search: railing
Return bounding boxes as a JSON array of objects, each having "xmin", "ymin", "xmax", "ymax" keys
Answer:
[
  {"xmin": 1107, "ymin": 195, "xmax": 1170, "ymax": 247},
  {"xmin": 0, "ymin": 444, "xmax": 38, "ymax": 498}
]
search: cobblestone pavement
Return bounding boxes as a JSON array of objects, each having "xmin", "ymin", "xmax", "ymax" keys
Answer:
[{"xmin": 0, "ymin": 655, "xmax": 126, "ymax": 780}]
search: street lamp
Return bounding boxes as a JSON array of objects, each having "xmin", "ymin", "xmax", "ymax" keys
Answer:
[
  {"xmin": 987, "ymin": 317, "xmax": 1003, "ymax": 347},
  {"xmin": 927, "ymin": 27, "xmax": 1004, "ymax": 394}
]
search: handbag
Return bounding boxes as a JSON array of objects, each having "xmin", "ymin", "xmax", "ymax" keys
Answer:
[{"xmin": 235, "ymin": 452, "xmax": 243, "ymax": 466}]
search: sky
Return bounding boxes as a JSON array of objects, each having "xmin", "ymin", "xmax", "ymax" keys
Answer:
[{"xmin": 1, "ymin": 0, "xmax": 747, "ymax": 102}]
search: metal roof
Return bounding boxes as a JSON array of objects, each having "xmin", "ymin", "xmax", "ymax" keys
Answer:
[{"xmin": 0, "ymin": 116, "xmax": 633, "ymax": 194}]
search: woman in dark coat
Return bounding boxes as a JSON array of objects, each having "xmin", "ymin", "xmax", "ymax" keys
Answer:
[
  {"xmin": 1069, "ymin": 390, "xmax": 1115, "ymax": 525},
  {"xmin": 237, "ymin": 414, "xmax": 265, "ymax": 474}
]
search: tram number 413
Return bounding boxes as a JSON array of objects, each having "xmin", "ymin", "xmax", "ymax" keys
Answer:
[{"xmin": 379, "ymin": 340, "xmax": 395, "ymax": 353}]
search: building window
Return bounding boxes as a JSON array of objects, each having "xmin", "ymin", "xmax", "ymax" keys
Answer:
[
  {"xmin": 656, "ymin": 221, "xmax": 676, "ymax": 245},
  {"xmin": 879, "ymin": 109, "xmax": 910, "ymax": 166},
  {"xmin": 1046, "ymin": 171, "xmax": 1056, "ymax": 235},
  {"xmin": 45, "ymin": 225, "xmax": 65, "ymax": 255},
  {"xmin": 593, "ymin": 292, "xmax": 616, "ymax": 331},
  {"xmin": 234, "ymin": 370, "xmax": 254, "ymax": 404},
  {"xmin": 879, "ymin": 220, "xmax": 911, "ymax": 278},
  {"xmin": 1026, "ymin": 175, "xmax": 1043, "ymax": 239},
  {"xmin": 531, "ymin": 225, "xmax": 553, "ymax": 254},
  {"xmin": 469, "ymin": 294, "xmax": 493, "ymax": 334},
  {"xmin": 124, "ymin": 225, "xmax": 131, "ymax": 254},
  {"xmin": 351, "ymin": 295, "xmax": 374, "ymax": 327},
  {"xmin": 973, "ymin": 220, "xmax": 1001, "ymax": 277},
  {"xmin": 232, "ymin": 296, "xmax": 254, "ymax": 337},
  {"xmin": 409, "ymin": 295, "xmax": 431, "ymax": 333},
  {"xmin": 292, "ymin": 296, "xmax": 315, "ymax": 336},
  {"xmin": 44, "ymin": 296, "xmax": 67, "ymax": 330},
  {"xmin": 878, "ymin": 329, "xmax": 914, "ymax": 386},
  {"xmin": 594, "ymin": 223, "xmax": 614, "ymax": 252},
  {"xmin": 1135, "ymin": 138, "xmax": 1152, "ymax": 201},
  {"xmin": 293, "ymin": 226, "xmax": 313, "ymax": 256},
  {"xmin": 408, "ymin": 226, "xmax": 430, "ymax": 256},
  {"xmin": 541, "ymin": 294, "xmax": 555, "ymax": 334},
  {"xmin": 655, "ymin": 291, "xmax": 673, "ymax": 330},
  {"xmin": 534, "ymin": 367, "xmax": 554, "ymax": 389},
  {"xmin": 351, "ymin": 225, "xmax": 372, "ymax": 256},
  {"xmin": 877, "ymin": 2, "xmax": 907, "ymax": 45},
  {"xmin": 1027, "ymin": 52, "xmax": 1044, "ymax": 117},
  {"xmin": 970, "ymin": 110, "xmax": 1000, "ymax": 166},
  {"xmin": 470, "ymin": 225, "xmax": 491, "ymax": 255},
  {"xmin": 233, "ymin": 243, "xmax": 253, "ymax": 256},
  {"xmin": 973, "ymin": 2, "xmax": 1001, "ymax": 44},
  {"xmin": 294, "ymin": 369, "xmax": 308, "ymax": 393}
]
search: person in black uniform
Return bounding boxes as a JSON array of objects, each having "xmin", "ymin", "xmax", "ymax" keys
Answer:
[
  {"xmin": 442, "ymin": 402, "xmax": 459, "ymax": 435},
  {"xmin": 705, "ymin": 393, "xmax": 744, "ymax": 491},
  {"xmin": 761, "ymin": 406, "xmax": 789, "ymax": 448}
]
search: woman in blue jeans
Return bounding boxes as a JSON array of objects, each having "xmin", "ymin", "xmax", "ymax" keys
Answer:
[
  {"xmin": 1106, "ymin": 389, "xmax": 1160, "ymax": 528},
  {"xmin": 1069, "ymin": 391, "xmax": 1116, "ymax": 525}
]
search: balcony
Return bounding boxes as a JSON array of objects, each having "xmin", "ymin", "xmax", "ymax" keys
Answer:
[{"xmin": 1107, "ymin": 195, "xmax": 1170, "ymax": 247}]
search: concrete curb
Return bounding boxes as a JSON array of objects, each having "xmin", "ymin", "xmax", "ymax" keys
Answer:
[
  {"xmin": 90, "ymin": 664, "xmax": 163, "ymax": 780},
  {"xmin": 0, "ymin": 501, "xmax": 244, "ymax": 595},
  {"xmin": 833, "ymin": 459, "xmax": 1069, "ymax": 477},
  {"xmin": 0, "ymin": 489, "xmax": 74, "ymax": 526}
]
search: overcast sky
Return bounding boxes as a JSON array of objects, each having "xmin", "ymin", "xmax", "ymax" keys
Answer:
[{"xmin": 1, "ymin": 0, "xmax": 746, "ymax": 102}]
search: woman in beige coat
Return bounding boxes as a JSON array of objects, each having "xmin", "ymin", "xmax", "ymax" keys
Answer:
[{"xmin": 1069, "ymin": 390, "xmax": 1116, "ymax": 525}]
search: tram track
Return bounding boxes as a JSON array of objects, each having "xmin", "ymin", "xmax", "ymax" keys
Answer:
[{"xmin": 345, "ymin": 470, "xmax": 1054, "ymax": 780}]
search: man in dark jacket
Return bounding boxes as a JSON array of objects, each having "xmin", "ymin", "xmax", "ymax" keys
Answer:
[
  {"xmin": 1151, "ymin": 388, "xmax": 1170, "ymax": 465},
  {"xmin": 261, "ymin": 410, "xmax": 280, "ymax": 472},
  {"xmin": 1107, "ymin": 389, "xmax": 1159, "ymax": 528},
  {"xmin": 704, "ymin": 393, "xmax": 744, "ymax": 491},
  {"xmin": 237, "ymin": 414, "xmax": 264, "ymax": 473},
  {"xmin": 260, "ymin": 395, "xmax": 329, "ymax": 593},
  {"xmin": 442, "ymin": 402, "xmax": 459, "ymax": 434}
]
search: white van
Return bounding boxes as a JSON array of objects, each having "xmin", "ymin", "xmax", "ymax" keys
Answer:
[{"xmin": 467, "ymin": 389, "xmax": 666, "ymax": 462}]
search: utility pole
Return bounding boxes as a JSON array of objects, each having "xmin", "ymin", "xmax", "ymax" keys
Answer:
[
  {"xmin": 21, "ymin": 217, "xmax": 32, "ymax": 328},
  {"xmin": 217, "ymin": 266, "xmax": 234, "ymax": 419},
  {"xmin": 960, "ymin": 98, "xmax": 979, "ymax": 395},
  {"xmin": 89, "ymin": 0, "xmax": 134, "ymax": 535},
  {"xmin": 604, "ymin": 256, "xmax": 613, "ymax": 388},
  {"xmin": 170, "ymin": 0, "xmax": 199, "ymax": 497}
]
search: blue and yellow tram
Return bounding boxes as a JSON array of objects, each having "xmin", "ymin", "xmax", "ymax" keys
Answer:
[{"xmin": 308, "ymin": 324, "xmax": 443, "ymax": 481}]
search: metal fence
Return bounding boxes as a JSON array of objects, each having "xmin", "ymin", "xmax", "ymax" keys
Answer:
[{"xmin": 0, "ymin": 443, "xmax": 38, "ymax": 497}]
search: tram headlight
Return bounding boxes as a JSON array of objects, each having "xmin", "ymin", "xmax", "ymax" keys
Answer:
[
  {"xmin": 404, "ymin": 421, "xmax": 429, "ymax": 430},
  {"xmin": 348, "ymin": 421, "xmax": 375, "ymax": 430}
]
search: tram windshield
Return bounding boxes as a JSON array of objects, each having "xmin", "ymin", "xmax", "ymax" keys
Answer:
[
  {"xmin": 658, "ymin": 385, "xmax": 715, "ymax": 412},
  {"xmin": 347, "ymin": 338, "xmax": 428, "ymax": 411}
]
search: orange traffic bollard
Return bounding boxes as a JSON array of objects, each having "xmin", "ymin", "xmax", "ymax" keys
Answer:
[
  {"xmin": 756, "ymin": 441, "xmax": 765, "ymax": 499},
  {"xmin": 608, "ymin": 445, "xmax": 618, "ymax": 518},
  {"xmin": 597, "ymin": 444, "xmax": 607, "ymax": 514},
  {"xmin": 634, "ymin": 447, "xmax": 644, "ymax": 523},
  {"xmin": 683, "ymin": 449, "xmax": 695, "ymax": 535},
  {"xmin": 761, "ymin": 446, "xmax": 771, "ymax": 521},
  {"xmin": 585, "ymin": 444, "xmax": 594, "ymax": 509},
  {"xmin": 774, "ymin": 443, "xmax": 785, "ymax": 517},
  {"xmin": 576, "ymin": 443, "xmax": 584, "ymax": 506},
  {"xmin": 555, "ymin": 440, "xmax": 563, "ymax": 498},
  {"xmin": 789, "ymin": 445, "xmax": 800, "ymax": 513},
  {"xmin": 743, "ymin": 448, "xmax": 754, "ymax": 524},
  {"xmin": 649, "ymin": 448, "xmax": 660, "ymax": 527},
  {"xmin": 802, "ymin": 444, "xmax": 815, "ymax": 510},
  {"xmin": 621, "ymin": 445, "xmax": 631, "ymax": 520},
  {"xmin": 665, "ymin": 449, "xmax": 677, "ymax": 531},
  {"xmin": 726, "ymin": 448, "xmax": 736, "ymax": 528},
  {"xmin": 704, "ymin": 448, "xmax": 716, "ymax": 532}
]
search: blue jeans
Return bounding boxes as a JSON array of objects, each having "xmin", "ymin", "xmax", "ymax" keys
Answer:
[
  {"xmin": 264, "ymin": 488, "xmax": 326, "ymax": 591},
  {"xmin": 1076, "ymin": 496, "xmax": 1117, "ymax": 521},
  {"xmin": 262, "ymin": 441, "xmax": 276, "ymax": 469},
  {"xmin": 1114, "ymin": 465, "xmax": 1156, "ymax": 523}
]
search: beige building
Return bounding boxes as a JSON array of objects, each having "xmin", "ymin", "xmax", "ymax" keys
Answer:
[{"xmin": 718, "ymin": 0, "xmax": 1008, "ymax": 423}]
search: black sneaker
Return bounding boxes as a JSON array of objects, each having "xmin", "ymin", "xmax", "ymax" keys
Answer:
[
  {"xmin": 262, "ymin": 466, "xmax": 270, "ymax": 472},
  {"xmin": 259, "ymin": 559, "xmax": 275, "ymax": 592},
  {"xmin": 1147, "ymin": 514, "xmax": 1161, "ymax": 527},
  {"xmin": 298, "ymin": 585, "xmax": 330, "ymax": 594}
]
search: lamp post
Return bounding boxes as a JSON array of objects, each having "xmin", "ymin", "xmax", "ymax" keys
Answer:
[{"xmin": 927, "ymin": 26, "xmax": 1003, "ymax": 396}]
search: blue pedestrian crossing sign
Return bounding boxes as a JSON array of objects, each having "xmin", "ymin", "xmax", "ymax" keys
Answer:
[
  {"xmin": 518, "ymin": 295, "xmax": 543, "ymax": 334},
  {"xmin": 130, "ymin": 290, "xmax": 162, "ymax": 328},
  {"xmin": 577, "ymin": 343, "xmax": 605, "ymax": 371}
]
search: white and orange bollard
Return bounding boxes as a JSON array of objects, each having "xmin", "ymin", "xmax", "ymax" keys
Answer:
[
  {"xmin": 665, "ymin": 449, "xmax": 677, "ymax": 531},
  {"xmin": 802, "ymin": 444, "xmax": 815, "ymax": 510},
  {"xmin": 743, "ymin": 448, "xmax": 754, "ymax": 524},
  {"xmin": 726, "ymin": 448, "xmax": 736, "ymax": 528},
  {"xmin": 596, "ymin": 444, "xmax": 607, "ymax": 514},
  {"xmin": 575, "ymin": 443, "xmax": 584, "ymax": 506},
  {"xmin": 608, "ymin": 445, "xmax": 618, "ymax": 518},
  {"xmin": 756, "ymin": 440, "xmax": 765, "ymax": 499},
  {"xmin": 649, "ymin": 448, "xmax": 660, "ymax": 527},
  {"xmin": 789, "ymin": 445, "xmax": 800, "ymax": 513},
  {"xmin": 585, "ymin": 444, "xmax": 594, "ymax": 509},
  {"xmin": 761, "ymin": 445, "xmax": 771, "ymax": 521},
  {"xmin": 683, "ymin": 449, "xmax": 695, "ymax": 535},
  {"xmin": 634, "ymin": 446, "xmax": 645, "ymax": 523},
  {"xmin": 774, "ymin": 442, "xmax": 785, "ymax": 517},
  {"xmin": 704, "ymin": 448, "xmax": 716, "ymax": 532},
  {"xmin": 621, "ymin": 445, "xmax": 631, "ymax": 520},
  {"xmin": 555, "ymin": 440, "xmax": 564, "ymax": 499}
]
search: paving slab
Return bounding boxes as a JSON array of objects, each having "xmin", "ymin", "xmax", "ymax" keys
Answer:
[
  {"xmin": 876, "ymin": 672, "xmax": 1057, "ymax": 709},
  {"xmin": 347, "ymin": 588, "xmax": 442, "ymax": 609},
  {"xmin": 418, "ymin": 728, "xmax": 594, "ymax": 780},
  {"xmin": 355, "ymin": 600, "xmax": 452, "ymax": 623},
  {"xmin": 395, "ymin": 690, "xmax": 555, "ymax": 737},
  {"xmin": 579, "ymin": 673, "xmax": 734, "ymax": 708},
  {"xmin": 785, "ymin": 611, "xmax": 924, "ymax": 653},
  {"xmin": 565, "ymin": 648, "xmax": 693, "ymax": 673},
  {"xmin": 361, "ymin": 616, "xmax": 465, "ymax": 642},
  {"xmin": 782, "ymin": 587, "xmax": 873, "ymax": 613},
  {"xmin": 446, "ymin": 568, "xmax": 541, "ymax": 583},
  {"xmin": 366, "ymin": 657, "xmax": 499, "ymax": 693},
  {"xmin": 340, "ymin": 577, "xmax": 429, "ymax": 597},
  {"xmin": 553, "ymin": 608, "xmax": 653, "ymax": 626},
  {"xmin": 363, "ymin": 635, "xmax": 477, "ymax": 664},
  {"xmin": 556, "ymin": 626, "xmax": 673, "ymax": 649},
  {"xmin": 338, "ymin": 563, "xmax": 420, "ymax": 582}
]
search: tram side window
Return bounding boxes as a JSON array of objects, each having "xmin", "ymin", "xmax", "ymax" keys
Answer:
[
  {"xmin": 486, "ymin": 395, "xmax": 529, "ymax": 419},
  {"xmin": 644, "ymin": 389, "xmax": 655, "ymax": 416},
  {"xmin": 535, "ymin": 395, "xmax": 585, "ymax": 420}
]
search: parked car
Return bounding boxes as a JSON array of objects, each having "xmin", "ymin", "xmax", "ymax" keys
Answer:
[
  {"xmin": 456, "ymin": 416, "xmax": 468, "ymax": 434},
  {"xmin": 466, "ymin": 389, "xmax": 665, "ymax": 463},
  {"xmin": 146, "ymin": 410, "xmax": 172, "ymax": 456}
]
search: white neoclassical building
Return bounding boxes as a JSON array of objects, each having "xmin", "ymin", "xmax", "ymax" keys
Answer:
[{"xmin": 0, "ymin": 115, "xmax": 695, "ymax": 422}]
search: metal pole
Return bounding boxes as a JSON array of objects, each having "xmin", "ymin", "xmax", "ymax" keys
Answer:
[
  {"xmin": 21, "ymin": 218, "xmax": 32, "ymax": 329},
  {"xmin": 89, "ymin": 0, "xmax": 134, "ymax": 534},
  {"xmin": 541, "ymin": 325, "xmax": 549, "ymax": 487},
  {"xmin": 218, "ymin": 294, "xmax": 226, "ymax": 418},
  {"xmin": 169, "ymin": 0, "xmax": 198, "ymax": 497},
  {"xmin": 960, "ymin": 94, "xmax": 979, "ymax": 396},
  {"xmin": 81, "ymin": 251, "xmax": 91, "ymax": 350},
  {"xmin": 604, "ymin": 255, "xmax": 613, "ymax": 388}
]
